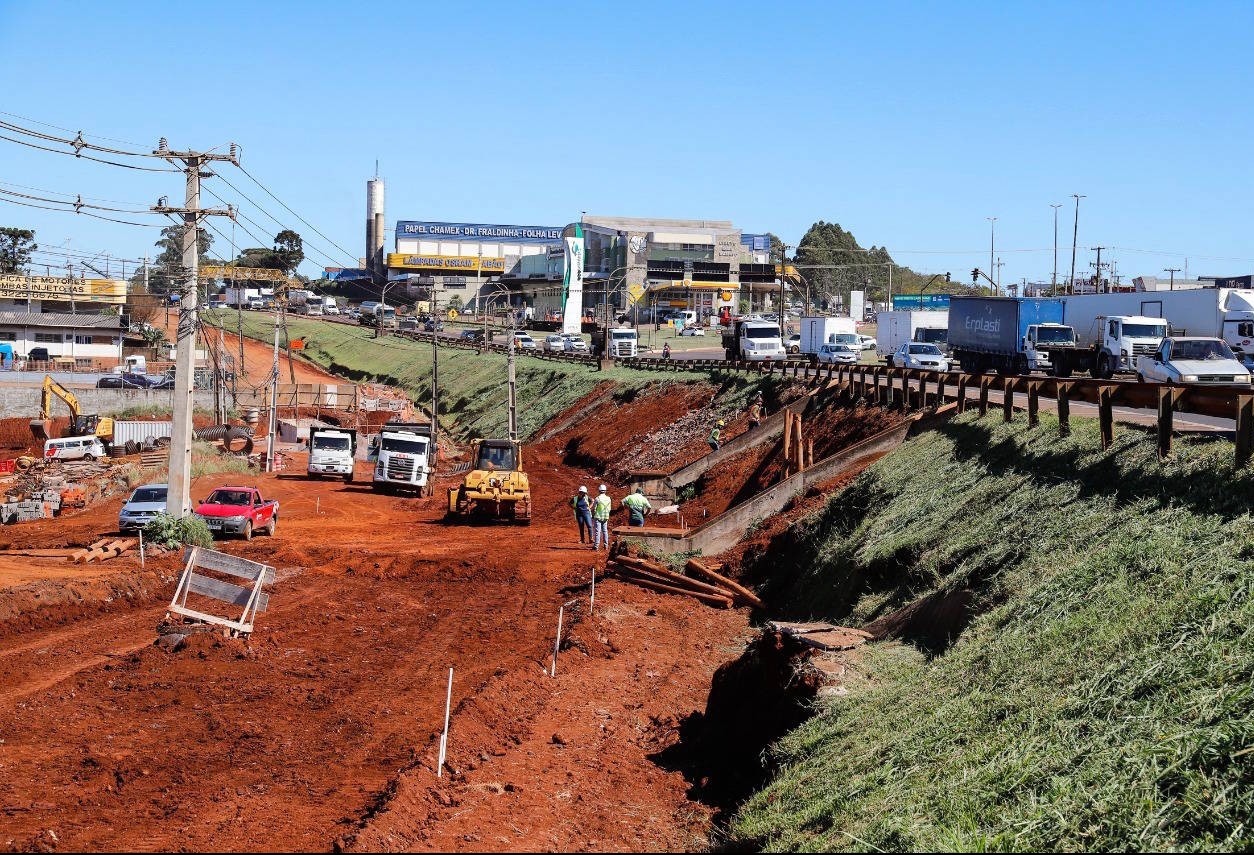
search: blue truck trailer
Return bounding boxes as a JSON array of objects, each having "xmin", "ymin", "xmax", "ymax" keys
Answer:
[{"xmin": 948, "ymin": 296, "xmax": 1081, "ymax": 375}]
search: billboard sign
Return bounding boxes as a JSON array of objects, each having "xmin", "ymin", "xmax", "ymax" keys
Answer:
[
  {"xmin": 387, "ymin": 253, "xmax": 507, "ymax": 272},
  {"xmin": 562, "ymin": 226, "xmax": 585, "ymax": 336},
  {"xmin": 892, "ymin": 293, "xmax": 952, "ymax": 310},
  {"xmin": 396, "ymin": 221, "xmax": 563, "ymax": 244},
  {"xmin": 1215, "ymin": 275, "xmax": 1254, "ymax": 289},
  {"xmin": 0, "ymin": 275, "xmax": 127, "ymax": 305}
]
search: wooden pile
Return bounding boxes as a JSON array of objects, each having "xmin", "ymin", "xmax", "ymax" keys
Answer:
[
  {"xmin": 782, "ymin": 410, "xmax": 814, "ymax": 477},
  {"xmin": 608, "ymin": 553, "xmax": 765, "ymax": 609},
  {"xmin": 71, "ymin": 537, "xmax": 138, "ymax": 564}
]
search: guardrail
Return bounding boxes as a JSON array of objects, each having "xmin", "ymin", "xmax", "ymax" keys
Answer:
[{"xmin": 391, "ymin": 330, "xmax": 598, "ymax": 366}]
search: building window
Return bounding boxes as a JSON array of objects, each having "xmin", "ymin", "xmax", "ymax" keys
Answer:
[
  {"xmin": 92, "ymin": 335, "xmax": 114, "ymax": 345},
  {"xmin": 75, "ymin": 335, "xmax": 93, "ymax": 345},
  {"xmin": 0, "ymin": 331, "xmax": 15, "ymax": 342},
  {"xmin": 34, "ymin": 333, "xmax": 62, "ymax": 343}
]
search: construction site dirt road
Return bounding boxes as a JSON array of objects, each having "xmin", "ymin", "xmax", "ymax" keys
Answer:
[{"xmin": 0, "ymin": 443, "xmax": 750, "ymax": 851}]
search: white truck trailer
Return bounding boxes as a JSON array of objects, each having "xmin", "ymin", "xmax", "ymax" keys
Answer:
[
  {"xmin": 225, "ymin": 286, "xmax": 261, "ymax": 308},
  {"xmin": 799, "ymin": 316, "xmax": 857, "ymax": 355},
  {"xmin": 1061, "ymin": 289, "xmax": 1254, "ymax": 369},
  {"xmin": 875, "ymin": 310, "xmax": 949, "ymax": 356}
]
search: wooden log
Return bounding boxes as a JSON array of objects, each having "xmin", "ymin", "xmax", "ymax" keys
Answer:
[
  {"xmin": 616, "ymin": 573, "xmax": 733, "ymax": 607},
  {"xmin": 685, "ymin": 559, "xmax": 766, "ymax": 608},
  {"xmin": 613, "ymin": 554, "xmax": 672, "ymax": 575},
  {"xmin": 615, "ymin": 563, "xmax": 740, "ymax": 599}
]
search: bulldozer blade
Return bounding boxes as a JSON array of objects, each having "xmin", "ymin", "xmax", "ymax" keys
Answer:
[{"xmin": 29, "ymin": 419, "xmax": 51, "ymax": 441}]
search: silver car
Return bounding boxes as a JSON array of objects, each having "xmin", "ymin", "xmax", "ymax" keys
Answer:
[
  {"xmin": 119, "ymin": 483, "xmax": 168, "ymax": 531},
  {"xmin": 891, "ymin": 342, "xmax": 950, "ymax": 371},
  {"xmin": 816, "ymin": 343, "xmax": 859, "ymax": 365}
]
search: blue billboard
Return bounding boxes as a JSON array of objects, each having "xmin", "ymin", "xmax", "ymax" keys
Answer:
[
  {"xmin": 396, "ymin": 221, "xmax": 563, "ymax": 244},
  {"xmin": 892, "ymin": 293, "xmax": 952, "ymax": 310},
  {"xmin": 741, "ymin": 233, "xmax": 770, "ymax": 252}
]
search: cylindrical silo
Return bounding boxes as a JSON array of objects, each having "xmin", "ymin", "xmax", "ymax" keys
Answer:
[{"xmin": 367, "ymin": 177, "xmax": 385, "ymax": 274}]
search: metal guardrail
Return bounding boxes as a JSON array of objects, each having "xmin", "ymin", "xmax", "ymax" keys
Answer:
[
  {"xmin": 618, "ymin": 356, "xmax": 1254, "ymax": 467},
  {"xmin": 391, "ymin": 330, "xmax": 598, "ymax": 366}
]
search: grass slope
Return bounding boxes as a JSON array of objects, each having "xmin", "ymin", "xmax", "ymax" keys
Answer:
[
  {"xmin": 732, "ymin": 410, "xmax": 1254, "ymax": 851},
  {"xmin": 207, "ymin": 311, "xmax": 775, "ymax": 441}
]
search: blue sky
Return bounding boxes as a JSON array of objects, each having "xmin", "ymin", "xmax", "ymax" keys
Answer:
[{"xmin": 2, "ymin": 0, "xmax": 1252, "ymax": 287}]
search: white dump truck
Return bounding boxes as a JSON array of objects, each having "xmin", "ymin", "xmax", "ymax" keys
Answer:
[
  {"xmin": 307, "ymin": 425, "xmax": 357, "ymax": 482},
  {"xmin": 370, "ymin": 421, "xmax": 434, "ymax": 495}
]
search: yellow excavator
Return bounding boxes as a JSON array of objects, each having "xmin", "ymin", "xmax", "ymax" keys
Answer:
[
  {"xmin": 30, "ymin": 375, "xmax": 114, "ymax": 446},
  {"xmin": 447, "ymin": 438, "xmax": 531, "ymax": 524}
]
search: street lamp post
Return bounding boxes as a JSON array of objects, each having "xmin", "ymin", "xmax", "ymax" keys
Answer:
[
  {"xmin": 1050, "ymin": 203, "xmax": 1062, "ymax": 296},
  {"xmin": 1069, "ymin": 194, "xmax": 1086, "ymax": 295},
  {"xmin": 599, "ymin": 265, "xmax": 628, "ymax": 361}
]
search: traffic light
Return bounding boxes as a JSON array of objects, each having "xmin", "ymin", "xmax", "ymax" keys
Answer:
[
  {"xmin": 971, "ymin": 268, "xmax": 979, "ymax": 283},
  {"xmin": 945, "ymin": 271, "xmax": 951, "ymax": 283}
]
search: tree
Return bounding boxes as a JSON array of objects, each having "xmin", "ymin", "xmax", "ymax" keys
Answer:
[
  {"xmin": 273, "ymin": 229, "xmax": 304, "ymax": 276},
  {"xmin": 150, "ymin": 224, "xmax": 213, "ymax": 294},
  {"xmin": 0, "ymin": 227, "xmax": 37, "ymax": 274}
]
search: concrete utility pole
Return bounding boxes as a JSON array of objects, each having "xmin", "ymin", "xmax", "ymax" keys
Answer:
[
  {"xmin": 1092, "ymin": 246, "xmax": 1106, "ymax": 293},
  {"xmin": 1050, "ymin": 204, "xmax": 1062, "ymax": 295},
  {"xmin": 986, "ymin": 217, "xmax": 997, "ymax": 296},
  {"xmin": 1164, "ymin": 267, "xmax": 1181, "ymax": 291},
  {"xmin": 152, "ymin": 141, "xmax": 237, "ymax": 518},
  {"xmin": 265, "ymin": 315, "xmax": 280, "ymax": 472},
  {"xmin": 507, "ymin": 310, "xmax": 518, "ymax": 441},
  {"xmin": 430, "ymin": 284, "xmax": 439, "ymax": 474},
  {"xmin": 1069, "ymin": 194, "xmax": 1085, "ymax": 295}
]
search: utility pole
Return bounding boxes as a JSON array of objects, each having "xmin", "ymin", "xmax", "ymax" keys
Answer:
[
  {"xmin": 1068, "ymin": 194, "xmax": 1085, "ymax": 295},
  {"xmin": 152, "ymin": 140, "xmax": 237, "ymax": 518},
  {"xmin": 430, "ymin": 284, "xmax": 439, "ymax": 473},
  {"xmin": 986, "ymin": 217, "xmax": 997, "ymax": 296},
  {"xmin": 1091, "ymin": 246, "xmax": 1106, "ymax": 293},
  {"xmin": 1050, "ymin": 204, "xmax": 1062, "ymax": 295},
  {"xmin": 995, "ymin": 257, "xmax": 1004, "ymax": 294},
  {"xmin": 507, "ymin": 309, "xmax": 518, "ymax": 441},
  {"xmin": 265, "ymin": 314, "xmax": 280, "ymax": 472},
  {"xmin": 1164, "ymin": 267, "xmax": 1180, "ymax": 291}
]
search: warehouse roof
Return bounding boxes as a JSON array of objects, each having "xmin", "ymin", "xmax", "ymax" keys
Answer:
[{"xmin": 0, "ymin": 311, "xmax": 123, "ymax": 329}]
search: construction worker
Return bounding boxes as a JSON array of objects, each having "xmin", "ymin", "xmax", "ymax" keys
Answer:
[
  {"xmin": 570, "ymin": 485, "xmax": 593, "ymax": 544},
  {"xmin": 708, "ymin": 419, "xmax": 725, "ymax": 452},
  {"xmin": 748, "ymin": 394, "xmax": 764, "ymax": 430},
  {"xmin": 592, "ymin": 484, "xmax": 613, "ymax": 551},
  {"xmin": 621, "ymin": 487, "xmax": 653, "ymax": 527},
  {"xmin": 662, "ymin": 342, "xmax": 672, "ymax": 360}
]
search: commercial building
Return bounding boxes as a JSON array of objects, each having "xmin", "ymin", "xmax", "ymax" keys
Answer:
[{"xmin": 0, "ymin": 311, "xmax": 124, "ymax": 364}]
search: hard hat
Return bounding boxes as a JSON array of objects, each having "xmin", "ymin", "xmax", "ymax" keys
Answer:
[
  {"xmin": 599, "ymin": 484, "xmax": 607, "ymax": 493},
  {"xmin": 578, "ymin": 485, "xmax": 588, "ymax": 493},
  {"xmin": 717, "ymin": 419, "xmax": 726, "ymax": 427}
]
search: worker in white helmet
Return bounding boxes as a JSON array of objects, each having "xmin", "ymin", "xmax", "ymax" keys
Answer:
[
  {"xmin": 570, "ymin": 485, "xmax": 593, "ymax": 544},
  {"xmin": 592, "ymin": 484, "xmax": 613, "ymax": 551}
]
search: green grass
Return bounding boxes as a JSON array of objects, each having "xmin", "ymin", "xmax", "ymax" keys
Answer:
[
  {"xmin": 207, "ymin": 310, "xmax": 783, "ymax": 441},
  {"xmin": 731, "ymin": 411, "xmax": 1254, "ymax": 852}
]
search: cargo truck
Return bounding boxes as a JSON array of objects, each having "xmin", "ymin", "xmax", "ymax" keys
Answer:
[
  {"xmin": 876, "ymin": 310, "xmax": 949, "ymax": 362},
  {"xmin": 307, "ymin": 425, "xmax": 357, "ymax": 482},
  {"xmin": 1061, "ymin": 289, "xmax": 1254, "ymax": 370},
  {"xmin": 722, "ymin": 319, "xmax": 787, "ymax": 361},
  {"xmin": 798, "ymin": 316, "xmax": 857, "ymax": 355},
  {"xmin": 225, "ymin": 286, "xmax": 261, "ymax": 309},
  {"xmin": 948, "ymin": 296, "xmax": 1078, "ymax": 375},
  {"xmin": 369, "ymin": 421, "xmax": 434, "ymax": 495}
]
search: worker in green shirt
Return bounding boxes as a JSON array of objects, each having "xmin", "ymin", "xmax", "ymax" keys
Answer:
[
  {"xmin": 621, "ymin": 487, "xmax": 653, "ymax": 527},
  {"xmin": 708, "ymin": 419, "xmax": 725, "ymax": 452}
]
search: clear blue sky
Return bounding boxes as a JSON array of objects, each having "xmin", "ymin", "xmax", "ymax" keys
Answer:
[{"xmin": 2, "ymin": 0, "xmax": 1253, "ymax": 287}]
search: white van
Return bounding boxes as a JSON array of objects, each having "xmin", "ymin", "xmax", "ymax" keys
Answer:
[{"xmin": 44, "ymin": 436, "xmax": 106, "ymax": 462}]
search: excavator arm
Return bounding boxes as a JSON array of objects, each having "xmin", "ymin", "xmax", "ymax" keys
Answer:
[{"xmin": 31, "ymin": 375, "xmax": 111, "ymax": 443}]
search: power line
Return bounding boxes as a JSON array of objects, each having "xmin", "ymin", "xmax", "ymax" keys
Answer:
[
  {"xmin": 0, "ymin": 131, "xmax": 180, "ymax": 172},
  {"xmin": 0, "ymin": 194, "xmax": 163, "ymax": 227},
  {"xmin": 0, "ymin": 117, "xmax": 167, "ymax": 160},
  {"xmin": 0, "ymin": 184, "xmax": 157, "ymax": 215},
  {"xmin": 234, "ymin": 164, "xmax": 359, "ymax": 266},
  {"xmin": 0, "ymin": 110, "xmax": 150, "ymax": 148}
]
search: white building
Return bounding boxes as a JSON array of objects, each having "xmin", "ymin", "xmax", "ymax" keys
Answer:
[{"xmin": 0, "ymin": 311, "xmax": 124, "ymax": 365}]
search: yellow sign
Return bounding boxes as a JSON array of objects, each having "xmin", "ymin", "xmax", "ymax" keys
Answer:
[
  {"xmin": 447, "ymin": 309, "xmax": 459, "ymax": 321},
  {"xmin": 720, "ymin": 290, "xmax": 733, "ymax": 302},
  {"xmin": 200, "ymin": 265, "xmax": 289, "ymax": 283},
  {"xmin": 0, "ymin": 274, "xmax": 127, "ymax": 305},
  {"xmin": 387, "ymin": 253, "xmax": 507, "ymax": 273}
]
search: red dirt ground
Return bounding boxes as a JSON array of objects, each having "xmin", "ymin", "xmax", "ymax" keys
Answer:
[
  {"xmin": 160, "ymin": 313, "xmax": 344, "ymax": 386},
  {"xmin": 0, "ymin": 446, "xmax": 753, "ymax": 851}
]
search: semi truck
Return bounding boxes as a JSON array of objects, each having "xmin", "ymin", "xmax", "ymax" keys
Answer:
[
  {"xmin": 722, "ymin": 319, "xmax": 787, "ymax": 361},
  {"xmin": 876, "ymin": 310, "xmax": 949, "ymax": 359},
  {"xmin": 1041, "ymin": 313, "xmax": 1169, "ymax": 378},
  {"xmin": 370, "ymin": 421, "xmax": 434, "ymax": 495},
  {"xmin": 948, "ymin": 296, "xmax": 1077, "ymax": 375},
  {"xmin": 1060, "ymin": 288, "xmax": 1254, "ymax": 369},
  {"xmin": 307, "ymin": 425, "xmax": 357, "ymax": 482},
  {"xmin": 225, "ymin": 286, "xmax": 261, "ymax": 308},
  {"xmin": 798, "ymin": 316, "xmax": 857, "ymax": 355}
]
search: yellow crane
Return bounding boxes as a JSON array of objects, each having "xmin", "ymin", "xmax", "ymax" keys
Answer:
[{"xmin": 30, "ymin": 375, "xmax": 114, "ymax": 445}]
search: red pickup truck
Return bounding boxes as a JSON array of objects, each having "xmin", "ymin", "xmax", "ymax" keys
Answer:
[{"xmin": 194, "ymin": 486, "xmax": 279, "ymax": 540}]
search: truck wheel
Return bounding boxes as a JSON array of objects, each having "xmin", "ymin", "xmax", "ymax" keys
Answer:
[
  {"xmin": 1137, "ymin": 373, "xmax": 1146, "ymax": 383},
  {"xmin": 241, "ymin": 521, "xmax": 253, "ymax": 541},
  {"xmin": 885, "ymin": 356, "xmax": 894, "ymax": 368},
  {"xmin": 1012, "ymin": 355, "xmax": 1029, "ymax": 376},
  {"xmin": 344, "ymin": 472, "xmax": 354, "ymax": 484},
  {"xmin": 1096, "ymin": 353, "xmax": 1114, "ymax": 379},
  {"xmin": 265, "ymin": 516, "xmax": 276, "ymax": 536}
]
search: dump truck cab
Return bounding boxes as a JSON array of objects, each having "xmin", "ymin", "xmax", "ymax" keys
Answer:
[{"xmin": 447, "ymin": 438, "xmax": 531, "ymax": 523}]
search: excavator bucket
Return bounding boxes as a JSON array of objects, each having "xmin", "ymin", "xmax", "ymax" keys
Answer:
[{"xmin": 29, "ymin": 419, "xmax": 51, "ymax": 441}]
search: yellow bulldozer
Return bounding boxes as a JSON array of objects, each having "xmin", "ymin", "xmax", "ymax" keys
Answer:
[
  {"xmin": 30, "ymin": 375, "xmax": 114, "ymax": 446},
  {"xmin": 447, "ymin": 438, "xmax": 531, "ymax": 524}
]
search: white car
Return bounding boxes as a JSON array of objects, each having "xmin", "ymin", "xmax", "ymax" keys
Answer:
[
  {"xmin": 563, "ymin": 336, "xmax": 590, "ymax": 353},
  {"xmin": 787, "ymin": 334, "xmax": 801, "ymax": 354},
  {"xmin": 857, "ymin": 334, "xmax": 877, "ymax": 352},
  {"xmin": 543, "ymin": 334, "xmax": 565, "ymax": 352},
  {"xmin": 891, "ymin": 342, "xmax": 949, "ymax": 371},
  {"xmin": 680, "ymin": 326, "xmax": 706, "ymax": 337},
  {"xmin": 1136, "ymin": 337, "xmax": 1252, "ymax": 385},
  {"xmin": 513, "ymin": 333, "xmax": 538, "ymax": 350},
  {"xmin": 816, "ymin": 343, "xmax": 859, "ymax": 365},
  {"xmin": 324, "ymin": 304, "xmax": 340, "ymax": 316}
]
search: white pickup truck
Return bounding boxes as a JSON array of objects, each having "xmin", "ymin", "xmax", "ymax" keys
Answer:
[{"xmin": 1136, "ymin": 337, "xmax": 1253, "ymax": 385}]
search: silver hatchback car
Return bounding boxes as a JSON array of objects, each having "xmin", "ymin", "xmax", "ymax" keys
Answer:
[{"xmin": 119, "ymin": 483, "xmax": 168, "ymax": 531}]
